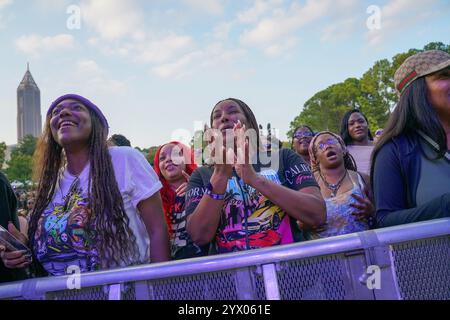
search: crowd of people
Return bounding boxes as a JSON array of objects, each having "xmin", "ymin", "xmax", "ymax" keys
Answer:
[{"xmin": 0, "ymin": 50, "xmax": 449, "ymax": 284}]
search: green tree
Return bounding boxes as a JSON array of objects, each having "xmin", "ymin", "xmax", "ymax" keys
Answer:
[
  {"xmin": 145, "ymin": 146, "xmax": 159, "ymax": 166},
  {"xmin": 0, "ymin": 142, "xmax": 6, "ymax": 171},
  {"xmin": 4, "ymin": 135, "xmax": 37, "ymax": 182},
  {"xmin": 5, "ymin": 153, "xmax": 33, "ymax": 183},
  {"xmin": 289, "ymin": 78, "xmax": 364, "ymax": 137},
  {"xmin": 423, "ymin": 42, "xmax": 450, "ymax": 53},
  {"xmin": 13, "ymin": 135, "xmax": 37, "ymax": 157},
  {"xmin": 359, "ymin": 59, "xmax": 395, "ymax": 126},
  {"xmin": 289, "ymin": 42, "xmax": 449, "ymax": 138}
]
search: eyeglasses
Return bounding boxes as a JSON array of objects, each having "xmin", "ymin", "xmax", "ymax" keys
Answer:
[
  {"xmin": 294, "ymin": 131, "xmax": 314, "ymax": 139},
  {"xmin": 317, "ymin": 138, "xmax": 339, "ymax": 151},
  {"xmin": 51, "ymin": 102, "xmax": 85, "ymax": 117}
]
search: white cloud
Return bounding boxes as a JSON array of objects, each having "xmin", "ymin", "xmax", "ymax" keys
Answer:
[
  {"xmin": 182, "ymin": 0, "xmax": 224, "ymax": 15},
  {"xmin": 366, "ymin": 0, "xmax": 445, "ymax": 46},
  {"xmin": 212, "ymin": 22, "xmax": 234, "ymax": 41},
  {"xmin": 15, "ymin": 34, "xmax": 75, "ymax": 57},
  {"xmin": 240, "ymin": 1, "xmax": 329, "ymax": 47},
  {"xmin": 152, "ymin": 43, "xmax": 245, "ymax": 79},
  {"xmin": 0, "ymin": 0, "xmax": 12, "ymax": 28},
  {"xmin": 80, "ymin": 0, "xmax": 144, "ymax": 41},
  {"xmin": 321, "ymin": 18, "xmax": 357, "ymax": 43},
  {"xmin": 264, "ymin": 37, "xmax": 298, "ymax": 57},
  {"xmin": 0, "ymin": 0, "xmax": 12, "ymax": 9},
  {"xmin": 152, "ymin": 51, "xmax": 202, "ymax": 78},
  {"xmin": 136, "ymin": 34, "xmax": 194, "ymax": 64},
  {"xmin": 35, "ymin": 0, "xmax": 71, "ymax": 10},
  {"xmin": 237, "ymin": 0, "xmax": 283, "ymax": 24},
  {"xmin": 239, "ymin": 0, "xmax": 359, "ymax": 56},
  {"xmin": 75, "ymin": 60, "xmax": 127, "ymax": 95}
]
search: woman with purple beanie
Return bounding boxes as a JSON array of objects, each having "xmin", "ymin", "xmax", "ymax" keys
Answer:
[{"xmin": 1, "ymin": 94, "xmax": 169, "ymax": 276}]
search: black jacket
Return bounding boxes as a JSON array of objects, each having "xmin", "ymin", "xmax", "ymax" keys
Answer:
[
  {"xmin": 372, "ymin": 133, "xmax": 450, "ymax": 227},
  {"xmin": 0, "ymin": 172, "xmax": 27, "ymax": 283}
]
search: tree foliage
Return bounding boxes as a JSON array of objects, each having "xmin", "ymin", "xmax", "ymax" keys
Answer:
[
  {"xmin": 5, "ymin": 135, "xmax": 38, "ymax": 182},
  {"xmin": 5, "ymin": 153, "xmax": 33, "ymax": 183},
  {"xmin": 0, "ymin": 142, "xmax": 6, "ymax": 170},
  {"xmin": 12, "ymin": 135, "xmax": 37, "ymax": 157},
  {"xmin": 289, "ymin": 42, "xmax": 450, "ymax": 138}
]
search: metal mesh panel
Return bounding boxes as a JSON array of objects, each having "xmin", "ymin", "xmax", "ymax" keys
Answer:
[
  {"xmin": 277, "ymin": 254, "xmax": 350, "ymax": 300},
  {"xmin": 146, "ymin": 267, "xmax": 265, "ymax": 300},
  {"xmin": 254, "ymin": 269, "xmax": 267, "ymax": 300},
  {"xmin": 46, "ymin": 285, "xmax": 109, "ymax": 300},
  {"xmin": 391, "ymin": 236, "xmax": 450, "ymax": 300},
  {"xmin": 122, "ymin": 283, "xmax": 137, "ymax": 300}
]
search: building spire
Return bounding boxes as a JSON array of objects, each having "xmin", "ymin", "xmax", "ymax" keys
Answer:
[{"xmin": 19, "ymin": 63, "xmax": 38, "ymax": 88}]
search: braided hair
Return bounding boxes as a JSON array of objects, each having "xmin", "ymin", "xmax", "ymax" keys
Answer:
[{"xmin": 30, "ymin": 108, "xmax": 139, "ymax": 269}]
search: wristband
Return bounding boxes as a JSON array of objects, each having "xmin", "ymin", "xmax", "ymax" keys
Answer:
[{"xmin": 205, "ymin": 182, "xmax": 226, "ymax": 200}]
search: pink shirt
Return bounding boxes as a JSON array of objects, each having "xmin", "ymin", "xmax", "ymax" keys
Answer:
[{"xmin": 347, "ymin": 145, "xmax": 374, "ymax": 176}]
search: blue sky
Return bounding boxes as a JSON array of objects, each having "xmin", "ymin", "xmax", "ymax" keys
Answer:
[{"xmin": 1, "ymin": 0, "xmax": 449, "ymax": 148}]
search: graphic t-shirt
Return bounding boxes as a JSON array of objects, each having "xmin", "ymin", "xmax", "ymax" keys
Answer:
[
  {"xmin": 185, "ymin": 149, "xmax": 318, "ymax": 254},
  {"xmin": 169, "ymin": 195, "xmax": 209, "ymax": 260},
  {"xmin": 34, "ymin": 147, "xmax": 162, "ymax": 276}
]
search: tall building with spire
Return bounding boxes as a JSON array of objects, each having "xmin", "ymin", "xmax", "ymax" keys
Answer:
[{"xmin": 17, "ymin": 63, "xmax": 42, "ymax": 142}]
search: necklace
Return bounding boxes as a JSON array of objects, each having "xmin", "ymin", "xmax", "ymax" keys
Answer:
[{"xmin": 319, "ymin": 170, "xmax": 348, "ymax": 197}]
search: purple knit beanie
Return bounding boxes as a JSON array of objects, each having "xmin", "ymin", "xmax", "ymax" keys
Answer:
[{"xmin": 47, "ymin": 94, "xmax": 109, "ymax": 134}]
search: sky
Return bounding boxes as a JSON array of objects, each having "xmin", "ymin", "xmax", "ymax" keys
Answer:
[{"xmin": 0, "ymin": 0, "xmax": 449, "ymax": 148}]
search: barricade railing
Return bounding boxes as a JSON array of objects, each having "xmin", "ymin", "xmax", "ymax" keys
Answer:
[{"xmin": 1, "ymin": 218, "xmax": 449, "ymax": 300}]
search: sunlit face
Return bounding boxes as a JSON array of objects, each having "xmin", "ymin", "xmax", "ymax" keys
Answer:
[
  {"xmin": 293, "ymin": 127, "xmax": 314, "ymax": 156},
  {"xmin": 211, "ymin": 100, "xmax": 250, "ymax": 141},
  {"xmin": 158, "ymin": 144, "xmax": 187, "ymax": 183},
  {"xmin": 313, "ymin": 134, "xmax": 344, "ymax": 169},
  {"xmin": 348, "ymin": 112, "xmax": 369, "ymax": 143},
  {"xmin": 49, "ymin": 99, "xmax": 92, "ymax": 148},
  {"xmin": 425, "ymin": 67, "xmax": 450, "ymax": 123}
]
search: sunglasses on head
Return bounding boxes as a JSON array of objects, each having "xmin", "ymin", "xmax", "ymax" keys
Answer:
[{"xmin": 317, "ymin": 138, "xmax": 339, "ymax": 151}]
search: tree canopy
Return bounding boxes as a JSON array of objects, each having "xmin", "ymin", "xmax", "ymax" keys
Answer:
[{"xmin": 288, "ymin": 42, "xmax": 450, "ymax": 138}]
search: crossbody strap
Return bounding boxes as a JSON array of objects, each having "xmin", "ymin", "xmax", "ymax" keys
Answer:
[{"xmin": 417, "ymin": 130, "xmax": 450, "ymax": 163}]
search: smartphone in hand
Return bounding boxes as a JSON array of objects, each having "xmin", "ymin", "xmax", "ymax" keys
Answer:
[{"xmin": 0, "ymin": 225, "xmax": 32, "ymax": 262}]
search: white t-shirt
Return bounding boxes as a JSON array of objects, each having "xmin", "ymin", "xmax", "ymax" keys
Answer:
[
  {"xmin": 34, "ymin": 147, "xmax": 162, "ymax": 276},
  {"xmin": 347, "ymin": 145, "xmax": 374, "ymax": 176}
]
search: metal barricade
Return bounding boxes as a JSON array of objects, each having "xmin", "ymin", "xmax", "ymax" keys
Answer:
[{"xmin": 1, "ymin": 218, "xmax": 449, "ymax": 300}]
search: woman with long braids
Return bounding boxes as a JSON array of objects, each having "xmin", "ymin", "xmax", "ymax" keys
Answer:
[
  {"xmin": 185, "ymin": 98, "xmax": 325, "ymax": 254},
  {"xmin": 307, "ymin": 131, "xmax": 374, "ymax": 239},
  {"xmin": 0, "ymin": 94, "xmax": 169, "ymax": 275},
  {"xmin": 371, "ymin": 50, "xmax": 450, "ymax": 227},
  {"xmin": 153, "ymin": 141, "xmax": 209, "ymax": 260}
]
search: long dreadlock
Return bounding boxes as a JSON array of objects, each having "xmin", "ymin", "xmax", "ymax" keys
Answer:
[{"xmin": 29, "ymin": 109, "xmax": 139, "ymax": 269}]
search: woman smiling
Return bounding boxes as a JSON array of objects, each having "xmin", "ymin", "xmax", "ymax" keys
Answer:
[{"xmin": 1, "ymin": 94, "xmax": 169, "ymax": 276}]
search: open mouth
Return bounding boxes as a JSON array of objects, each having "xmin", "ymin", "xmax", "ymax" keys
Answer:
[
  {"xmin": 58, "ymin": 120, "xmax": 78, "ymax": 130},
  {"xmin": 165, "ymin": 163, "xmax": 177, "ymax": 171},
  {"xmin": 325, "ymin": 150, "xmax": 337, "ymax": 159}
]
